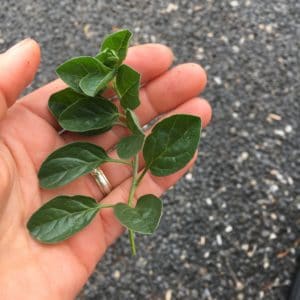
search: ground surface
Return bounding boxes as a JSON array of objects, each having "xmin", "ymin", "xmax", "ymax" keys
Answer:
[{"xmin": 1, "ymin": 0, "xmax": 299, "ymax": 299}]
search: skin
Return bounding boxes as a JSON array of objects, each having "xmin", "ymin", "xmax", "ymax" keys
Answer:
[{"xmin": 0, "ymin": 39, "xmax": 212, "ymax": 299}]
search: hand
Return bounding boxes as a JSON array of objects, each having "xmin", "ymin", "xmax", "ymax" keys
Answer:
[{"xmin": 0, "ymin": 39, "xmax": 211, "ymax": 299}]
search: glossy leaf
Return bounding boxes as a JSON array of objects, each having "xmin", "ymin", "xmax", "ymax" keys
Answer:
[
  {"xmin": 48, "ymin": 88, "xmax": 90, "ymax": 119},
  {"xmin": 58, "ymin": 98, "xmax": 119, "ymax": 132},
  {"xmin": 95, "ymin": 48, "xmax": 119, "ymax": 68},
  {"xmin": 143, "ymin": 115, "xmax": 201, "ymax": 176},
  {"xmin": 56, "ymin": 56, "xmax": 109, "ymax": 93},
  {"xmin": 114, "ymin": 194, "xmax": 163, "ymax": 234},
  {"xmin": 38, "ymin": 142, "xmax": 110, "ymax": 188},
  {"xmin": 100, "ymin": 29, "xmax": 132, "ymax": 65},
  {"xmin": 117, "ymin": 134, "xmax": 145, "ymax": 159},
  {"xmin": 27, "ymin": 195, "xmax": 100, "ymax": 243},
  {"xmin": 126, "ymin": 109, "xmax": 143, "ymax": 135},
  {"xmin": 79, "ymin": 69, "xmax": 116, "ymax": 97},
  {"xmin": 116, "ymin": 64, "xmax": 140, "ymax": 109}
]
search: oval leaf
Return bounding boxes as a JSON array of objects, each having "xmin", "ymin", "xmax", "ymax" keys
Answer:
[
  {"xmin": 48, "ymin": 88, "xmax": 89, "ymax": 119},
  {"xmin": 79, "ymin": 69, "xmax": 116, "ymax": 97},
  {"xmin": 27, "ymin": 195, "xmax": 100, "ymax": 243},
  {"xmin": 100, "ymin": 29, "xmax": 132, "ymax": 65},
  {"xmin": 114, "ymin": 194, "xmax": 163, "ymax": 234},
  {"xmin": 116, "ymin": 64, "xmax": 140, "ymax": 110},
  {"xmin": 56, "ymin": 56, "xmax": 108, "ymax": 93},
  {"xmin": 143, "ymin": 114, "xmax": 201, "ymax": 176},
  {"xmin": 38, "ymin": 142, "xmax": 110, "ymax": 188},
  {"xmin": 116, "ymin": 134, "xmax": 145, "ymax": 159},
  {"xmin": 58, "ymin": 98, "xmax": 118, "ymax": 132}
]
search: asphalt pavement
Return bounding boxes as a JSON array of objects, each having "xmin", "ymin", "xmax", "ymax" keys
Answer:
[{"xmin": 1, "ymin": 0, "xmax": 299, "ymax": 299}]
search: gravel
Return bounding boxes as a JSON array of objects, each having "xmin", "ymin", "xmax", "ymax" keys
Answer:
[{"xmin": 1, "ymin": 0, "xmax": 299, "ymax": 299}]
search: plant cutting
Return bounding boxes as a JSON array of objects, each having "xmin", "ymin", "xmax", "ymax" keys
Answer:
[{"xmin": 27, "ymin": 29, "xmax": 202, "ymax": 255}]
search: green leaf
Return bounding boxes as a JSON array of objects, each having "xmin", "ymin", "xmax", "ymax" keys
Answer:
[
  {"xmin": 126, "ymin": 109, "xmax": 143, "ymax": 135},
  {"xmin": 143, "ymin": 114, "xmax": 201, "ymax": 176},
  {"xmin": 116, "ymin": 65, "xmax": 140, "ymax": 109},
  {"xmin": 58, "ymin": 98, "xmax": 119, "ymax": 132},
  {"xmin": 38, "ymin": 142, "xmax": 110, "ymax": 188},
  {"xmin": 95, "ymin": 48, "xmax": 119, "ymax": 68},
  {"xmin": 116, "ymin": 134, "xmax": 145, "ymax": 159},
  {"xmin": 48, "ymin": 88, "xmax": 90, "ymax": 119},
  {"xmin": 79, "ymin": 68, "xmax": 116, "ymax": 97},
  {"xmin": 78, "ymin": 126, "xmax": 112, "ymax": 136},
  {"xmin": 114, "ymin": 194, "xmax": 163, "ymax": 234},
  {"xmin": 56, "ymin": 56, "xmax": 109, "ymax": 93},
  {"xmin": 27, "ymin": 195, "xmax": 100, "ymax": 243},
  {"xmin": 100, "ymin": 29, "xmax": 132, "ymax": 65}
]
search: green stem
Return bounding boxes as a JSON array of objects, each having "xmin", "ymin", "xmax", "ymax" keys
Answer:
[
  {"xmin": 129, "ymin": 230, "xmax": 136, "ymax": 256},
  {"xmin": 98, "ymin": 204, "xmax": 115, "ymax": 209},
  {"xmin": 136, "ymin": 167, "xmax": 148, "ymax": 186},
  {"xmin": 108, "ymin": 158, "xmax": 131, "ymax": 166},
  {"xmin": 127, "ymin": 154, "xmax": 139, "ymax": 255}
]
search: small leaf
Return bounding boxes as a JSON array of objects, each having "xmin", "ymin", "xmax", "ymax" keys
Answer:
[
  {"xmin": 58, "ymin": 98, "xmax": 119, "ymax": 132},
  {"xmin": 48, "ymin": 88, "xmax": 90, "ymax": 119},
  {"xmin": 126, "ymin": 109, "xmax": 143, "ymax": 135},
  {"xmin": 78, "ymin": 126, "xmax": 112, "ymax": 136},
  {"xmin": 27, "ymin": 195, "xmax": 100, "ymax": 243},
  {"xmin": 116, "ymin": 65, "xmax": 140, "ymax": 109},
  {"xmin": 114, "ymin": 194, "xmax": 163, "ymax": 234},
  {"xmin": 100, "ymin": 29, "xmax": 132, "ymax": 65},
  {"xmin": 95, "ymin": 48, "xmax": 119, "ymax": 68},
  {"xmin": 79, "ymin": 69, "xmax": 116, "ymax": 97},
  {"xmin": 56, "ymin": 56, "xmax": 109, "ymax": 93},
  {"xmin": 143, "ymin": 114, "xmax": 201, "ymax": 176},
  {"xmin": 116, "ymin": 134, "xmax": 145, "ymax": 159},
  {"xmin": 38, "ymin": 142, "xmax": 110, "ymax": 188}
]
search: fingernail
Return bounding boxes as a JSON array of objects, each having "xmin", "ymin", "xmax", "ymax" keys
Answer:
[{"xmin": 7, "ymin": 38, "xmax": 32, "ymax": 53}]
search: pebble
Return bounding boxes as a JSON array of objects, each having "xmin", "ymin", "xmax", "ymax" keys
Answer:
[
  {"xmin": 113, "ymin": 270, "xmax": 120, "ymax": 280},
  {"xmin": 237, "ymin": 151, "xmax": 249, "ymax": 163},
  {"xmin": 216, "ymin": 234, "xmax": 223, "ymax": 246},
  {"xmin": 274, "ymin": 129, "xmax": 285, "ymax": 137},
  {"xmin": 213, "ymin": 76, "xmax": 222, "ymax": 85},
  {"xmin": 230, "ymin": 1, "xmax": 239, "ymax": 7},
  {"xmin": 232, "ymin": 45, "xmax": 240, "ymax": 53},
  {"xmin": 204, "ymin": 251, "xmax": 210, "ymax": 258},
  {"xmin": 164, "ymin": 3, "xmax": 178, "ymax": 13},
  {"xmin": 206, "ymin": 198, "xmax": 213, "ymax": 206},
  {"xmin": 185, "ymin": 172, "xmax": 193, "ymax": 181},
  {"xmin": 285, "ymin": 125, "xmax": 293, "ymax": 133},
  {"xmin": 165, "ymin": 289, "xmax": 172, "ymax": 300},
  {"xmin": 225, "ymin": 225, "xmax": 233, "ymax": 233}
]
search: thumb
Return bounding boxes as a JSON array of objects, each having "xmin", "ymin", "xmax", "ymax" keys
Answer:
[{"xmin": 0, "ymin": 38, "xmax": 40, "ymax": 120}]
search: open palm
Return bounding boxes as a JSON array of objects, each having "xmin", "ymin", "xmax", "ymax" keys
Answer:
[{"xmin": 0, "ymin": 39, "xmax": 211, "ymax": 299}]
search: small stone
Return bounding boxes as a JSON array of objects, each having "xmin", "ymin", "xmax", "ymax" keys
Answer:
[
  {"xmin": 269, "ymin": 233, "xmax": 277, "ymax": 240},
  {"xmin": 113, "ymin": 270, "xmax": 120, "ymax": 280},
  {"xmin": 185, "ymin": 173, "xmax": 193, "ymax": 181},
  {"xmin": 165, "ymin": 289, "xmax": 172, "ymax": 300},
  {"xmin": 236, "ymin": 281, "xmax": 244, "ymax": 291},
  {"xmin": 225, "ymin": 225, "xmax": 233, "ymax": 233},
  {"xmin": 285, "ymin": 125, "xmax": 293, "ymax": 133},
  {"xmin": 232, "ymin": 45, "xmax": 240, "ymax": 53},
  {"xmin": 206, "ymin": 198, "xmax": 213, "ymax": 206},
  {"xmin": 204, "ymin": 251, "xmax": 210, "ymax": 258},
  {"xmin": 274, "ymin": 129, "xmax": 285, "ymax": 137},
  {"xmin": 265, "ymin": 24, "xmax": 273, "ymax": 33},
  {"xmin": 207, "ymin": 32, "xmax": 214, "ymax": 38},
  {"xmin": 214, "ymin": 76, "xmax": 222, "ymax": 85},
  {"xmin": 216, "ymin": 234, "xmax": 223, "ymax": 246},
  {"xmin": 241, "ymin": 244, "xmax": 249, "ymax": 251},
  {"xmin": 198, "ymin": 236, "xmax": 206, "ymax": 246},
  {"xmin": 230, "ymin": 1, "xmax": 239, "ymax": 7},
  {"xmin": 237, "ymin": 152, "xmax": 249, "ymax": 163},
  {"xmin": 266, "ymin": 113, "xmax": 282, "ymax": 122},
  {"xmin": 165, "ymin": 3, "xmax": 178, "ymax": 13}
]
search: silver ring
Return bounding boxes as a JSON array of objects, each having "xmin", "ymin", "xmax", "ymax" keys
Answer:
[{"xmin": 90, "ymin": 168, "xmax": 112, "ymax": 196}]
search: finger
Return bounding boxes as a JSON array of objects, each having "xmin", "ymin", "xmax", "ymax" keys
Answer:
[
  {"xmin": 63, "ymin": 63, "xmax": 207, "ymax": 150},
  {"xmin": 0, "ymin": 38, "xmax": 40, "ymax": 120},
  {"xmin": 19, "ymin": 44, "xmax": 174, "ymax": 127},
  {"xmin": 83, "ymin": 97, "xmax": 211, "ymax": 199},
  {"xmin": 100, "ymin": 152, "xmax": 198, "ymax": 246}
]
